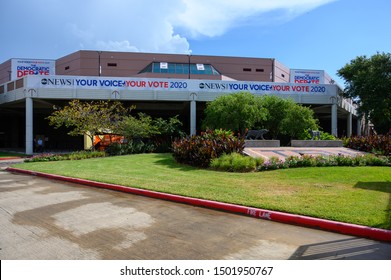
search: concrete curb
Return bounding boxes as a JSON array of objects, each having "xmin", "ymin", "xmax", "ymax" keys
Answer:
[{"xmin": 6, "ymin": 167, "xmax": 391, "ymax": 243}]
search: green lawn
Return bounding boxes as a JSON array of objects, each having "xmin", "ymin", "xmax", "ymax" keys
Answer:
[
  {"xmin": 13, "ymin": 153, "xmax": 391, "ymax": 229},
  {"xmin": 0, "ymin": 152, "xmax": 25, "ymax": 158}
]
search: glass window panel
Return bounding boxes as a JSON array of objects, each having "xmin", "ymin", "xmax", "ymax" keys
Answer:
[
  {"xmin": 139, "ymin": 63, "xmax": 152, "ymax": 73},
  {"xmin": 202, "ymin": 65, "xmax": 211, "ymax": 74},
  {"xmin": 176, "ymin": 64, "xmax": 183, "ymax": 74},
  {"xmin": 211, "ymin": 66, "xmax": 220, "ymax": 75},
  {"xmin": 168, "ymin": 63, "xmax": 175, "ymax": 73},
  {"xmin": 153, "ymin": 63, "xmax": 160, "ymax": 73},
  {"xmin": 183, "ymin": 64, "xmax": 189, "ymax": 74},
  {"xmin": 190, "ymin": 64, "xmax": 197, "ymax": 74},
  {"xmin": 139, "ymin": 62, "xmax": 221, "ymax": 75}
]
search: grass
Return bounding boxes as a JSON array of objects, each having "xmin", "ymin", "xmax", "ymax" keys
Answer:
[
  {"xmin": 0, "ymin": 152, "xmax": 25, "ymax": 158},
  {"xmin": 13, "ymin": 153, "xmax": 391, "ymax": 229}
]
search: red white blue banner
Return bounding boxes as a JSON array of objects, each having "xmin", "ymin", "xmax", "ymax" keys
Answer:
[
  {"xmin": 290, "ymin": 69, "xmax": 325, "ymax": 84},
  {"xmin": 11, "ymin": 59, "xmax": 55, "ymax": 80},
  {"xmin": 26, "ymin": 75, "xmax": 336, "ymax": 95}
]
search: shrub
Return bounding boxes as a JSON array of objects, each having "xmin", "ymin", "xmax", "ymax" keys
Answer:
[
  {"xmin": 210, "ymin": 153, "xmax": 263, "ymax": 172},
  {"xmin": 67, "ymin": 150, "xmax": 105, "ymax": 160},
  {"xmin": 352, "ymin": 155, "xmax": 367, "ymax": 166},
  {"xmin": 172, "ymin": 129, "xmax": 244, "ymax": 168},
  {"xmin": 212, "ymin": 152, "xmax": 391, "ymax": 173},
  {"xmin": 299, "ymin": 155, "xmax": 317, "ymax": 167},
  {"xmin": 284, "ymin": 156, "xmax": 300, "ymax": 168},
  {"xmin": 360, "ymin": 154, "xmax": 390, "ymax": 166},
  {"xmin": 299, "ymin": 129, "xmax": 336, "ymax": 140},
  {"xmin": 258, "ymin": 156, "xmax": 286, "ymax": 171},
  {"xmin": 105, "ymin": 142, "xmax": 123, "ymax": 156},
  {"xmin": 320, "ymin": 132, "xmax": 337, "ymax": 140},
  {"xmin": 255, "ymin": 153, "xmax": 390, "ymax": 172},
  {"xmin": 344, "ymin": 134, "xmax": 391, "ymax": 156},
  {"xmin": 333, "ymin": 154, "xmax": 354, "ymax": 166},
  {"xmin": 105, "ymin": 140, "xmax": 156, "ymax": 156},
  {"xmin": 313, "ymin": 155, "xmax": 329, "ymax": 167},
  {"xmin": 24, "ymin": 150, "xmax": 106, "ymax": 162}
]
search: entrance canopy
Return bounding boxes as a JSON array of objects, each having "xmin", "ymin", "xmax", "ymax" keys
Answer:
[
  {"xmin": 7, "ymin": 75, "xmax": 342, "ymax": 102},
  {"xmin": 0, "ymin": 75, "xmax": 357, "ymax": 154}
]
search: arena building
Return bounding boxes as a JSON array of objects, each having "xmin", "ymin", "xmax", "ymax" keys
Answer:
[{"xmin": 0, "ymin": 50, "xmax": 359, "ymax": 154}]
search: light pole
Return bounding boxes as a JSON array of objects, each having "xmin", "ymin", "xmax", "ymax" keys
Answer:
[
  {"xmin": 330, "ymin": 95, "xmax": 339, "ymax": 137},
  {"xmin": 188, "ymin": 54, "xmax": 191, "ymax": 79},
  {"xmin": 97, "ymin": 51, "xmax": 102, "ymax": 76},
  {"xmin": 190, "ymin": 92, "xmax": 197, "ymax": 135}
]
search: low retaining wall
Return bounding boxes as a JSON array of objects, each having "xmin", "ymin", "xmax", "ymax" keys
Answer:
[
  {"xmin": 244, "ymin": 140, "xmax": 280, "ymax": 147},
  {"xmin": 291, "ymin": 140, "xmax": 343, "ymax": 147}
]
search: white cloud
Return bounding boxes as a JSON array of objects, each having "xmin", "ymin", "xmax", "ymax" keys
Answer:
[
  {"xmin": 65, "ymin": 0, "xmax": 191, "ymax": 54},
  {"xmin": 175, "ymin": 0, "xmax": 338, "ymax": 37},
  {"xmin": 0, "ymin": 0, "xmax": 341, "ymax": 64},
  {"xmin": 70, "ymin": 0, "xmax": 336, "ymax": 53},
  {"xmin": 96, "ymin": 40, "xmax": 140, "ymax": 52}
]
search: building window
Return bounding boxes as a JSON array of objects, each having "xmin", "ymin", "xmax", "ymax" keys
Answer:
[
  {"xmin": 65, "ymin": 66, "xmax": 70, "ymax": 70},
  {"xmin": 107, "ymin": 63, "xmax": 117, "ymax": 67},
  {"xmin": 142, "ymin": 63, "xmax": 153, "ymax": 73},
  {"xmin": 256, "ymin": 68, "xmax": 264, "ymax": 72},
  {"xmin": 139, "ymin": 62, "xmax": 220, "ymax": 75},
  {"xmin": 160, "ymin": 62, "xmax": 168, "ymax": 69},
  {"xmin": 243, "ymin": 68, "xmax": 252, "ymax": 72},
  {"xmin": 7, "ymin": 82, "xmax": 14, "ymax": 91},
  {"xmin": 196, "ymin": 64, "xmax": 205, "ymax": 70}
]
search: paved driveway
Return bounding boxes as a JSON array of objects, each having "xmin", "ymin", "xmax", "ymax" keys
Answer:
[{"xmin": 1, "ymin": 168, "xmax": 390, "ymax": 260}]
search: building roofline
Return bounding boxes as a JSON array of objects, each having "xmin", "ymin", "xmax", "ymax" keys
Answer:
[{"xmin": 58, "ymin": 49, "xmax": 277, "ymax": 61}]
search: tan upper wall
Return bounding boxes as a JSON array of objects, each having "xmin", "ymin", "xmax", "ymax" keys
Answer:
[
  {"xmin": 1, "ymin": 50, "xmax": 341, "ymax": 85},
  {"xmin": 56, "ymin": 50, "xmax": 282, "ymax": 82},
  {"xmin": 274, "ymin": 60, "xmax": 290, "ymax": 83},
  {"xmin": 0, "ymin": 60, "xmax": 12, "ymax": 85}
]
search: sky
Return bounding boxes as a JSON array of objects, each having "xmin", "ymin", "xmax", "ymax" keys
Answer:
[{"xmin": 1, "ymin": 0, "xmax": 390, "ymax": 86}]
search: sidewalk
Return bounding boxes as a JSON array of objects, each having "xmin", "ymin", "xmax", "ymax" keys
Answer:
[
  {"xmin": 6, "ymin": 165, "xmax": 391, "ymax": 243},
  {"xmin": 1, "ymin": 170, "xmax": 390, "ymax": 259},
  {"xmin": 244, "ymin": 147, "xmax": 367, "ymax": 161},
  {"xmin": 0, "ymin": 158, "xmax": 24, "ymax": 170}
]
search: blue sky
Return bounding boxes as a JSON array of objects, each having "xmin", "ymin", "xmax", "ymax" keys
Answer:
[{"xmin": 1, "ymin": 0, "xmax": 390, "ymax": 85}]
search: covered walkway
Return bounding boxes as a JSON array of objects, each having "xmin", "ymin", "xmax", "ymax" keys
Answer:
[{"xmin": 1, "ymin": 75, "xmax": 359, "ymax": 154}]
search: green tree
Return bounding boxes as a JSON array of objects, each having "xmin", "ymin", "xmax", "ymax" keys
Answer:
[
  {"xmin": 117, "ymin": 113, "xmax": 184, "ymax": 140},
  {"xmin": 202, "ymin": 92, "xmax": 266, "ymax": 134},
  {"xmin": 281, "ymin": 104, "xmax": 318, "ymax": 139},
  {"xmin": 153, "ymin": 115, "xmax": 184, "ymax": 138},
  {"xmin": 203, "ymin": 93, "xmax": 319, "ymax": 139},
  {"xmin": 257, "ymin": 95, "xmax": 293, "ymax": 139},
  {"xmin": 117, "ymin": 113, "xmax": 159, "ymax": 140},
  {"xmin": 337, "ymin": 52, "xmax": 391, "ymax": 134},
  {"xmin": 47, "ymin": 100, "xmax": 132, "ymax": 150}
]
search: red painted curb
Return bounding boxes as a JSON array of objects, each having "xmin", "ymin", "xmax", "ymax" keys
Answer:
[{"xmin": 6, "ymin": 167, "xmax": 391, "ymax": 243}]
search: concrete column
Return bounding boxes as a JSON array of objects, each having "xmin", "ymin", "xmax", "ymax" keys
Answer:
[
  {"xmin": 25, "ymin": 97, "xmax": 33, "ymax": 155},
  {"xmin": 347, "ymin": 112, "xmax": 352, "ymax": 137},
  {"xmin": 190, "ymin": 100, "xmax": 196, "ymax": 136},
  {"xmin": 357, "ymin": 119, "xmax": 362, "ymax": 136},
  {"xmin": 331, "ymin": 104, "xmax": 338, "ymax": 137}
]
